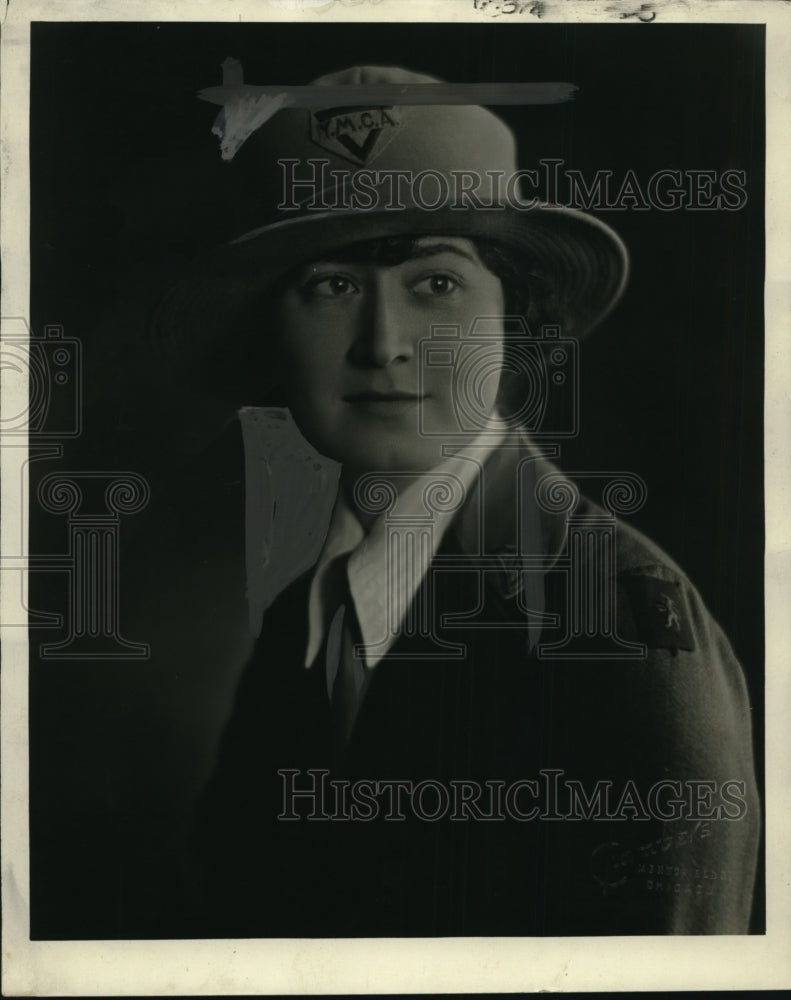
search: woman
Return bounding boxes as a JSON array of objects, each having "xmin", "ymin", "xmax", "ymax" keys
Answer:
[{"xmin": 157, "ymin": 64, "xmax": 759, "ymax": 937}]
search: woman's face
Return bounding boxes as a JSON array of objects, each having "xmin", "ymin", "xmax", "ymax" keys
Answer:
[{"xmin": 272, "ymin": 236, "xmax": 506, "ymax": 475}]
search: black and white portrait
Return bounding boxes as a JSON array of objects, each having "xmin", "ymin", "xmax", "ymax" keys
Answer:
[{"xmin": 3, "ymin": 4, "xmax": 785, "ymax": 993}]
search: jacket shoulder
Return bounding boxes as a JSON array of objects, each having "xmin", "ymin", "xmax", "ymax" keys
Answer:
[{"xmin": 575, "ymin": 493, "xmax": 687, "ymax": 580}]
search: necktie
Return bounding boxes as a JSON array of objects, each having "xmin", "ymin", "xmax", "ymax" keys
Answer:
[{"xmin": 324, "ymin": 557, "xmax": 369, "ymax": 758}]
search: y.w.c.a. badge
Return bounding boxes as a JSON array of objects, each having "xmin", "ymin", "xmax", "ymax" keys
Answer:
[{"xmin": 310, "ymin": 106, "xmax": 404, "ymax": 165}]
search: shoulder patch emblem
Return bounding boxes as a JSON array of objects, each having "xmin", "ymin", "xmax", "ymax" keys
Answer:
[{"xmin": 621, "ymin": 576, "xmax": 695, "ymax": 652}]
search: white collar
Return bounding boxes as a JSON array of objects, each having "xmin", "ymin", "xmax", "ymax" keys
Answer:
[{"xmin": 305, "ymin": 418, "xmax": 506, "ymax": 670}]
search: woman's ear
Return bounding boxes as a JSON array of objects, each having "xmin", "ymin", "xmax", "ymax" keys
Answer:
[
  {"xmin": 494, "ymin": 365, "xmax": 531, "ymax": 427},
  {"xmin": 494, "ymin": 339, "xmax": 558, "ymax": 432}
]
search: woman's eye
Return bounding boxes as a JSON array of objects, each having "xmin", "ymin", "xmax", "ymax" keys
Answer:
[
  {"xmin": 305, "ymin": 275, "xmax": 359, "ymax": 298},
  {"xmin": 413, "ymin": 273, "xmax": 460, "ymax": 297}
]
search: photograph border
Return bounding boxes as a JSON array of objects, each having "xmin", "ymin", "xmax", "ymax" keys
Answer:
[{"xmin": 2, "ymin": 0, "xmax": 789, "ymax": 994}]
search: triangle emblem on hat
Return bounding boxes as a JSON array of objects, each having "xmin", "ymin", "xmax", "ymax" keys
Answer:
[
  {"xmin": 336, "ymin": 127, "xmax": 383, "ymax": 162},
  {"xmin": 310, "ymin": 106, "xmax": 404, "ymax": 165}
]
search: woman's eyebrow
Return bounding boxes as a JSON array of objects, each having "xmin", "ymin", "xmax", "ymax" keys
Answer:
[
  {"xmin": 403, "ymin": 243, "xmax": 478, "ymax": 264},
  {"xmin": 303, "ymin": 242, "xmax": 478, "ymax": 269}
]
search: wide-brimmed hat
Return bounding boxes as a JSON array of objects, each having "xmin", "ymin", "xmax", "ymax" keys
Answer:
[{"xmin": 153, "ymin": 64, "xmax": 629, "ymax": 395}]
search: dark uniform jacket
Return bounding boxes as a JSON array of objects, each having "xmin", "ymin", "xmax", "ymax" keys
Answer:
[{"xmin": 188, "ymin": 437, "xmax": 760, "ymax": 937}]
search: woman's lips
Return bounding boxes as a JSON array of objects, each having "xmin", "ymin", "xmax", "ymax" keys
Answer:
[
  {"xmin": 345, "ymin": 390, "xmax": 423, "ymax": 401},
  {"xmin": 343, "ymin": 390, "xmax": 427, "ymax": 414}
]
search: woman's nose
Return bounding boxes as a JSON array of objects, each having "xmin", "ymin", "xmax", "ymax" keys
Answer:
[{"xmin": 347, "ymin": 286, "xmax": 414, "ymax": 368}]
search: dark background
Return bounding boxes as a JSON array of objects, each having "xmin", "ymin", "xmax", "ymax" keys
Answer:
[{"xmin": 28, "ymin": 21, "xmax": 764, "ymax": 937}]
